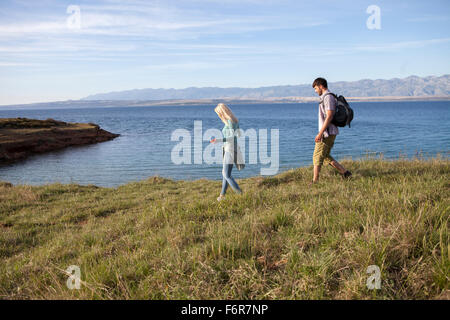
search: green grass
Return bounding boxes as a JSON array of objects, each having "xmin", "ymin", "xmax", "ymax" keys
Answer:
[{"xmin": 0, "ymin": 156, "xmax": 448, "ymax": 299}]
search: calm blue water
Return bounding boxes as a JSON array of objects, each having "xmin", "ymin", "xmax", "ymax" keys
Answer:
[{"xmin": 0, "ymin": 101, "xmax": 449, "ymax": 187}]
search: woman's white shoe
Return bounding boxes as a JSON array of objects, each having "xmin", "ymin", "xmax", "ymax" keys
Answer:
[{"xmin": 217, "ymin": 195, "xmax": 225, "ymax": 202}]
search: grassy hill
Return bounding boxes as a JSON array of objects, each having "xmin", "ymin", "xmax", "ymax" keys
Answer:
[{"xmin": 0, "ymin": 156, "xmax": 448, "ymax": 299}]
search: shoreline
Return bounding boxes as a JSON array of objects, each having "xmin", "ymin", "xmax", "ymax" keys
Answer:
[
  {"xmin": 0, "ymin": 117, "xmax": 120, "ymax": 163},
  {"xmin": 1, "ymin": 154, "xmax": 448, "ymax": 188}
]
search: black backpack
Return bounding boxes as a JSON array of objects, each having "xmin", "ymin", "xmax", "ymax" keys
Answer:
[{"xmin": 322, "ymin": 93, "xmax": 354, "ymax": 128}]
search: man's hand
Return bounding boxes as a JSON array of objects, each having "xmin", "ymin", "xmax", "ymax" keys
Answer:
[
  {"xmin": 315, "ymin": 109, "xmax": 334, "ymax": 143},
  {"xmin": 315, "ymin": 133, "xmax": 323, "ymax": 143}
]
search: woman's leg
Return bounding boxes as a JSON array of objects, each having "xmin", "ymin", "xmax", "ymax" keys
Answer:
[
  {"xmin": 222, "ymin": 163, "xmax": 242, "ymax": 194},
  {"xmin": 221, "ymin": 168, "xmax": 229, "ymax": 196}
]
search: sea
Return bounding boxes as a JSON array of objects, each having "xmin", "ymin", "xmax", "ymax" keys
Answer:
[{"xmin": 0, "ymin": 101, "xmax": 448, "ymax": 187}]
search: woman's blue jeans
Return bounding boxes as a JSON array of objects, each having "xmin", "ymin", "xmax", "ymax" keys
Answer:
[{"xmin": 221, "ymin": 162, "xmax": 242, "ymax": 195}]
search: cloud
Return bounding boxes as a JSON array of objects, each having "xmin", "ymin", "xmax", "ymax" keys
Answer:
[
  {"xmin": 406, "ymin": 15, "xmax": 450, "ymax": 23},
  {"xmin": 355, "ymin": 38, "xmax": 450, "ymax": 52},
  {"xmin": 0, "ymin": 22, "xmax": 67, "ymax": 36},
  {"xmin": 0, "ymin": 1, "xmax": 326, "ymax": 39},
  {"xmin": 0, "ymin": 62, "xmax": 41, "ymax": 67},
  {"xmin": 143, "ymin": 61, "xmax": 231, "ymax": 71}
]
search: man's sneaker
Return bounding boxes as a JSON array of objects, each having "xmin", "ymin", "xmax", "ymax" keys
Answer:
[{"xmin": 342, "ymin": 170, "xmax": 352, "ymax": 179}]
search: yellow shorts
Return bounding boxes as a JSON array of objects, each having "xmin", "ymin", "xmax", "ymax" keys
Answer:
[{"xmin": 313, "ymin": 135, "xmax": 336, "ymax": 166}]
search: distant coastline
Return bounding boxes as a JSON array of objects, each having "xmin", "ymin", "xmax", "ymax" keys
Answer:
[
  {"xmin": 82, "ymin": 75, "xmax": 450, "ymax": 102},
  {"xmin": 1, "ymin": 74, "xmax": 449, "ymax": 109},
  {"xmin": 1, "ymin": 95, "xmax": 449, "ymax": 110}
]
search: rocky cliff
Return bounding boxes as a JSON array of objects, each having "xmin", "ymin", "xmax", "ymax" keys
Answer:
[{"xmin": 0, "ymin": 117, "xmax": 120, "ymax": 163}]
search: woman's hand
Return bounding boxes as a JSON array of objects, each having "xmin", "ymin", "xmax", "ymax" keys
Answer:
[{"xmin": 210, "ymin": 138, "xmax": 217, "ymax": 144}]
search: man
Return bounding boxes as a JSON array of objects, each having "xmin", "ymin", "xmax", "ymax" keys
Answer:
[{"xmin": 311, "ymin": 77, "xmax": 352, "ymax": 183}]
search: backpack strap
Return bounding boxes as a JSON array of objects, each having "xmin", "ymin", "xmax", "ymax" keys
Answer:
[
  {"xmin": 320, "ymin": 92, "xmax": 337, "ymax": 136},
  {"xmin": 320, "ymin": 92, "xmax": 337, "ymax": 105}
]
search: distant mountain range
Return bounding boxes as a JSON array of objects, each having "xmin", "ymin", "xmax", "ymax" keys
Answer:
[{"xmin": 83, "ymin": 75, "xmax": 450, "ymax": 101}]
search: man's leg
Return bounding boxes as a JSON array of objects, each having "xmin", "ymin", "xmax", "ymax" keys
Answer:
[
  {"xmin": 312, "ymin": 141, "xmax": 325, "ymax": 182},
  {"xmin": 314, "ymin": 136, "xmax": 351, "ymax": 181},
  {"xmin": 313, "ymin": 165, "xmax": 321, "ymax": 182},
  {"xmin": 329, "ymin": 160, "xmax": 346, "ymax": 174},
  {"xmin": 321, "ymin": 135, "xmax": 341, "ymax": 177},
  {"xmin": 313, "ymin": 135, "xmax": 336, "ymax": 182}
]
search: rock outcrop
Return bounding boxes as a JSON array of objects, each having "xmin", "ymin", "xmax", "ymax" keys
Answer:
[{"xmin": 0, "ymin": 117, "xmax": 120, "ymax": 163}]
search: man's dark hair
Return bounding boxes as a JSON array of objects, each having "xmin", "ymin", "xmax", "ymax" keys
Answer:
[{"xmin": 312, "ymin": 77, "xmax": 327, "ymax": 88}]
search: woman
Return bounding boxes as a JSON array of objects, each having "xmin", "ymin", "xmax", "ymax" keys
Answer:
[{"xmin": 210, "ymin": 103, "xmax": 243, "ymax": 201}]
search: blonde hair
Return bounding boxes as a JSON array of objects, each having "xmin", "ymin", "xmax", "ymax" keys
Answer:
[{"xmin": 214, "ymin": 103, "xmax": 238, "ymax": 125}]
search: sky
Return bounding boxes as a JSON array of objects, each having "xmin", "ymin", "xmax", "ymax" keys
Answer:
[{"xmin": 0, "ymin": 0, "xmax": 449, "ymax": 105}]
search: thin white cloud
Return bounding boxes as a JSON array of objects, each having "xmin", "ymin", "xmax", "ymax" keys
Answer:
[
  {"xmin": 406, "ymin": 15, "xmax": 449, "ymax": 22},
  {"xmin": 355, "ymin": 38, "xmax": 450, "ymax": 52},
  {"xmin": 0, "ymin": 39, "xmax": 137, "ymax": 53},
  {"xmin": 143, "ymin": 62, "xmax": 228, "ymax": 71},
  {"xmin": 0, "ymin": 22, "xmax": 66, "ymax": 35},
  {"xmin": 0, "ymin": 62, "xmax": 41, "ymax": 67},
  {"xmin": 0, "ymin": 1, "xmax": 327, "ymax": 39},
  {"xmin": 2, "ymin": 37, "xmax": 449, "ymax": 67}
]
